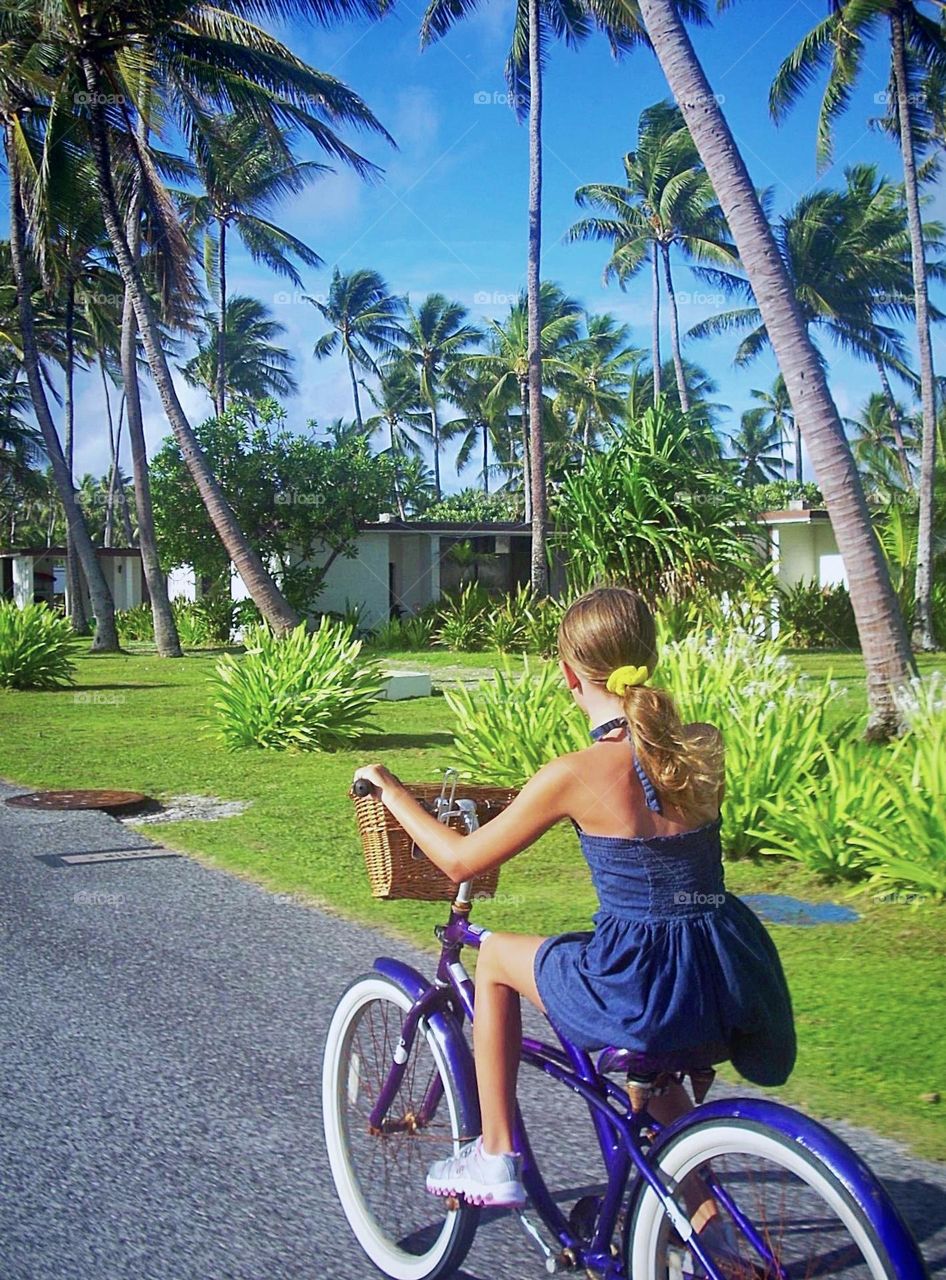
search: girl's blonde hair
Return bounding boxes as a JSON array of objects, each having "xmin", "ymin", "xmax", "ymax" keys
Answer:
[{"xmin": 557, "ymin": 586, "xmax": 723, "ymax": 824}]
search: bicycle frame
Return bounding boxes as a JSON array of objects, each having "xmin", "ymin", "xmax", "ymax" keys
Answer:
[{"xmin": 366, "ymin": 894, "xmax": 745, "ymax": 1280}]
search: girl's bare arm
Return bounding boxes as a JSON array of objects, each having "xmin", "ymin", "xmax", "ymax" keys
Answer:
[{"xmin": 353, "ymin": 757, "xmax": 579, "ymax": 883}]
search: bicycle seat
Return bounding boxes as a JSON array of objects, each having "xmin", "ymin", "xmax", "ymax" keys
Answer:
[{"xmin": 596, "ymin": 1043, "xmax": 729, "ymax": 1078}]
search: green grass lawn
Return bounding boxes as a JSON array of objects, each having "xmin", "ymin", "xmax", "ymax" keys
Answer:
[{"xmin": 2, "ymin": 647, "xmax": 944, "ymax": 1158}]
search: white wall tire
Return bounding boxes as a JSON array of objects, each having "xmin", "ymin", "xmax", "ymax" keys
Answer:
[
  {"xmin": 322, "ymin": 973, "xmax": 478, "ymax": 1280},
  {"xmin": 628, "ymin": 1118, "xmax": 895, "ymax": 1280}
]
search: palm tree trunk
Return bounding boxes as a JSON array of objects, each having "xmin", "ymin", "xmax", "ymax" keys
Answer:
[
  {"xmin": 390, "ymin": 421, "xmax": 406, "ymax": 520},
  {"xmin": 874, "ymin": 357, "xmax": 913, "ymax": 489},
  {"xmin": 794, "ymin": 421, "xmax": 803, "ymax": 484},
  {"xmin": 102, "ymin": 358, "xmax": 118, "ymax": 549},
  {"xmin": 636, "ymin": 0, "xmax": 914, "ymax": 737},
  {"xmin": 651, "ymin": 246, "xmax": 662, "ymax": 403},
  {"xmin": 80, "ymin": 58, "xmax": 299, "ymax": 634},
  {"xmin": 520, "ymin": 377, "xmax": 532, "ymax": 521},
  {"xmin": 482, "ymin": 419, "xmax": 489, "ymax": 494},
  {"xmin": 347, "ymin": 349, "xmax": 364, "ymax": 430},
  {"xmin": 122, "ymin": 157, "xmax": 183, "ymax": 657},
  {"xmin": 6, "ymin": 136, "xmax": 119, "ymax": 651},
  {"xmin": 526, "ymin": 0, "xmax": 548, "ymax": 596},
  {"xmin": 63, "ymin": 278, "xmax": 89, "ymax": 631},
  {"xmin": 430, "ymin": 401, "xmax": 442, "ymax": 500},
  {"xmin": 661, "ymin": 243, "xmax": 690, "ymax": 412},
  {"xmin": 216, "ymin": 222, "xmax": 227, "ymax": 417},
  {"xmin": 890, "ymin": 7, "xmax": 939, "ymax": 650}
]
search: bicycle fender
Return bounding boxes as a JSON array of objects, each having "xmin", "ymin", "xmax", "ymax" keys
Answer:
[
  {"xmin": 634, "ymin": 1097, "xmax": 928, "ymax": 1279},
  {"xmin": 372, "ymin": 957, "xmax": 482, "ymax": 1132}
]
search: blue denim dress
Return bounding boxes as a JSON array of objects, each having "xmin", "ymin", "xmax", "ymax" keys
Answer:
[{"xmin": 533, "ymin": 718, "xmax": 796, "ymax": 1087}]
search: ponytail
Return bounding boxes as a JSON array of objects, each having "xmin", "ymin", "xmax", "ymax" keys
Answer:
[{"xmin": 620, "ymin": 685, "xmax": 723, "ymax": 825}]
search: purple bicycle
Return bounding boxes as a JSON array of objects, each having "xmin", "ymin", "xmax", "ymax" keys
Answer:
[{"xmin": 323, "ymin": 778, "xmax": 927, "ymax": 1280}]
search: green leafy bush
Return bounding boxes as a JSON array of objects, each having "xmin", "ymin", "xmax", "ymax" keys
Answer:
[
  {"xmin": 173, "ymin": 599, "xmax": 227, "ymax": 648},
  {"xmin": 366, "ymin": 612, "xmax": 436, "ymax": 652},
  {"xmin": 655, "ymin": 629, "xmax": 845, "ymax": 857},
  {"xmin": 849, "ymin": 679, "xmax": 946, "ymax": 900},
  {"xmin": 777, "ymin": 580, "xmax": 859, "ymax": 650},
  {"xmin": 211, "ymin": 618, "xmax": 382, "ymax": 750},
  {"xmin": 116, "ymin": 603, "xmax": 155, "ymax": 643},
  {"xmin": 434, "ymin": 584, "xmax": 489, "ymax": 651},
  {"xmin": 751, "ymin": 737, "xmax": 895, "ymax": 882},
  {"xmin": 422, "ymin": 488, "xmax": 523, "ymax": 523},
  {"xmin": 0, "ymin": 601, "xmax": 80, "ymax": 690},
  {"xmin": 445, "ymin": 659, "xmax": 586, "ymax": 786}
]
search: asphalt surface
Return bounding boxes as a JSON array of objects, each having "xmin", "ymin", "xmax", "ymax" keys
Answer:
[{"xmin": 1, "ymin": 777, "xmax": 945, "ymax": 1280}]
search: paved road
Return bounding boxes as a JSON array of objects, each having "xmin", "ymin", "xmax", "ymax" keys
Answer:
[{"xmin": 1, "ymin": 778, "xmax": 944, "ymax": 1280}]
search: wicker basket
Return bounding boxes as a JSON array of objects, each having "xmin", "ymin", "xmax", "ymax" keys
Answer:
[{"xmin": 352, "ymin": 782, "xmax": 519, "ymax": 901}]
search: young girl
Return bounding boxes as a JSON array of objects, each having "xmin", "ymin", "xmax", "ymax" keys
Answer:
[{"xmin": 353, "ymin": 586, "xmax": 796, "ymax": 1228}]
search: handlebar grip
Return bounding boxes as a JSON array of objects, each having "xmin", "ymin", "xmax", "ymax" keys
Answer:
[{"xmin": 351, "ymin": 778, "xmax": 376, "ymax": 798}]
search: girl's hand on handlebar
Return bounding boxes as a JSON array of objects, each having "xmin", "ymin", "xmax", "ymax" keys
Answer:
[{"xmin": 353, "ymin": 763, "xmax": 401, "ymax": 799}]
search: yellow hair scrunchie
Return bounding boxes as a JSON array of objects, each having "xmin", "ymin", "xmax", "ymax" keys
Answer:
[{"xmin": 606, "ymin": 664, "xmax": 650, "ymax": 695}]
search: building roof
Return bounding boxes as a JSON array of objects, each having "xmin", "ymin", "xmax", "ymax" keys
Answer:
[
  {"xmin": 360, "ymin": 519, "xmax": 531, "ymax": 535},
  {"xmin": 756, "ymin": 508, "xmax": 831, "ymax": 524},
  {"xmin": 0, "ymin": 546, "xmax": 143, "ymax": 558}
]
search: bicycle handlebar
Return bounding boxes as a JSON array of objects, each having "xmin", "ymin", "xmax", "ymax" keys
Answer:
[{"xmin": 351, "ymin": 778, "xmax": 375, "ymax": 798}]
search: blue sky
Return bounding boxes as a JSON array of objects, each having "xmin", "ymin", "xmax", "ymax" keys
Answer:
[{"xmin": 14, "ymin": 0, "xmax": 946, "ymax": 486}]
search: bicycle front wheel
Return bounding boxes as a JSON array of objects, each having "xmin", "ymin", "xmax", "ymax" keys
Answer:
[
  {"xmin": 322, "ymin": 972, "xmax": 479, "ymax": 1280},
  {"xmin": 627, "ymin": 1109, "xmax": 925, "ymax": 1280}
]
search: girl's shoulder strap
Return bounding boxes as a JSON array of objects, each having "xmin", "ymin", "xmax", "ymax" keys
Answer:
[{"xmin": 632, "ymin": 752, "xmax": 662, "ymax": 814}]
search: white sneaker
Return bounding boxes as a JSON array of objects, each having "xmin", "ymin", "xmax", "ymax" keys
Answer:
[{"xmin": 426, "ymin": 1137, "xmax": 526, "ymax": 1208}]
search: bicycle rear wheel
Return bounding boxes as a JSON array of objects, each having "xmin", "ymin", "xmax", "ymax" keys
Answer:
[
  {"xmin": 627, "ymin": 1110, "xmax": 926, "ymax": 1280},
  {"xmin": 322, "ymin": 973, "xmax": 479, "ymax": 1280}
]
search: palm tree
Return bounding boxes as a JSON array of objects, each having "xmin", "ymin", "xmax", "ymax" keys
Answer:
[
  {"xmin": 397, "ymin": 294, "xmax": 482, "ymax": 501},
  {"xmin": 633, "ymin": 0, "xmax": 914, "ymax": 737},
  {"xmin": 362, "ymin": 359, "xmax": 429, "ymax": 518},
  {"xmin": 309, "ymin": 268, "xmax": 405, "ymax": 429},
  {"xmin": 39, "ymin": 0, "xmax": 392, "ymax": 634},
  {"xmin": 729, "ymin": 411, "xmax": 786, "ymax": 486},
  {"xmin": 176, "ymin": 116, "xmax": 325, "ymax": 418},
  {"xmin": 182, "ymin": 296, "xmax": 298, "ymax": 410},
  {"xmin": 568, "ymin": 102, "xmax": 738, "ymax": 412},
  {"xmin": 624, "ymin": 356, "xmax": 727, "ymax": 436},
  {"xmin": 771, "ymin": 0, "xmax": 945, "ymax": 648},
  {"xmin": 443, "ymin": 362, "xmax": 513, "ymax": 495},
  {"xmin": 851, "ymin": 392, "xmax": 919, "ymax": 496},
  {"xmin": 744, "ymin": 375, "xmax": 797, "ymax": 483},
  {"xmin": 468, "ymin": 284, "xmax": 582, "ymax": 516},
  {"xmin": 556, "ymin": 313, "xmax": 643, "ymax": 453},
  {"xmin": 689, "ymin": 165, "xmax": 944, "ymax": 377}
]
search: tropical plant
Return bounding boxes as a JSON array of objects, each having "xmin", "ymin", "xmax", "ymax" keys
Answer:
[
  {"xmin": 568, "ymin": 100, "xmax": 737, "ymax": 411},
  {"xmin": 175, "ymin": 114, "xmax": 323, "ymax": 416},
  {"xmin": 555, "ymin": 313, "xmax": 643, "ymax": 452},
  {"xmin": 771, "ymin": 0, "xmax": 945, "ymax": 650},
  {"xmin": 180, "ymin": 296, "xmax": 297, "ymax": 411},
  {"xmin": 738, "ymin": 376, "xmax": 796, "ymax": 483},
  {"xmin": 211, "ymin": 619, "xmax": 382, "ymax": 750},
  {"xmin": 633, "ymin": 0, "xmax": 914, "ymax": 738},
  {"xmin": 0, "ymin": 601, "xmax": 81, "ymax": 690},
  {"xmin": 396, "ymin": 294, "xmax": 482, "ymax": 500},
  {"xmin": 752, "ymin": 737, "xmax": 895, "ymax": 883},
  {"xmin": 558, "ymin": 401, "xmax": 754, "ymax": 602},
  {"xmin": 777, "ymin": 580, "xmax": 860, "ymax": 650},
  {"xmin": 728, "ymin": 411, "xmax": 786, "ymax": 486},
  {"xmin": 115, "ymin": 603, "xmax": 155, "ymax": 643},
  {"xmin": 653, "ymin": 627, "xmax": 846, "ymax": 857},
  {"xmin": 362, "ymin": 357, "xmax": 429, "ymax": 518},
  {"xmin": 434, "ymin": 583, "xmax": 490, "ymax": 651},
  {"xmin": 25, "ymin": 0, "xmax": 393, "ymax": 634},
  {"xmin": 445, "ymin": 659, "xmax": 587, "ymax": 786},
  {"xmin": 366, "ymin": 613, "xmax": 437, "ymax": 652},
  {"xmin": 422, "ymin": 489, "xmax": 523, "ymax": 523},
  {"xmin": 309, "ymin": 269, "xmax": 406, "ymax": 429}
]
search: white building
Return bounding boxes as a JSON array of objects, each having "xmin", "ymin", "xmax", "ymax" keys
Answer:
[{"xmin": 0, "ymin": 546, "xmax": 144, "ymax": 613}]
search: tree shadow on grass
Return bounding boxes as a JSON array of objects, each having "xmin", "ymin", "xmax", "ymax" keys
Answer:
[{"xmin": 360, "ymin": 730, "xmax": 454, "ymax": 750}]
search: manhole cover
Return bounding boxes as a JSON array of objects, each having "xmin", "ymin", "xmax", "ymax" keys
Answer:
[{"xmin": 6, "ymin": 789, "xmax": 148, "ymax": 814}]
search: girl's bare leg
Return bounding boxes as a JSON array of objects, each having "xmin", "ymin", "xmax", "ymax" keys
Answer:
[
  {"xmin": 650, "ymin": 1083, "xmax": 719, "ymax": 1230},
  {"xmin": 472, "ymin": 932, "xmax": 546, "ymax": 1156}
]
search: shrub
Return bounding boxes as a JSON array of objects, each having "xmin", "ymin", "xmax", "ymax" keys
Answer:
[
  {"xmin": 445, "ymin": 659, "xmax": 586, "ymax": 786},
  {"xmin": 849, "ymin": 678, "xmax": 946, "ymax": 901},
  {"xmin": 116, "ymin": 603, "xmax": 155, "ymax": 643},
  {"xmin": 367, "ymin": 612, "xmax": 436, "ymax": 652},
  {"xmin": 211, "ymin": 618, "xmax": 383, "ymax": 750},
  {"xmin": 751, "ymin": 737, "xmax": 896, "ymax": 882},
  {"xmin": 434, "ymin": 583, "xmax": 489, "ymax": 651},
  {"xmin": 777, "ymin": 580, "xmax": 859, "ymax": 650},
  {"xmin": 173, "ymin": 599, "xmax": 227, "ymax": 648},
  {"xmin": 0, "ymin": 601, "xmax": 80, "ymax": 690},
  {"xmin": 655, "ymin": 629, "xmax": 845, "ymax": 857}
]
